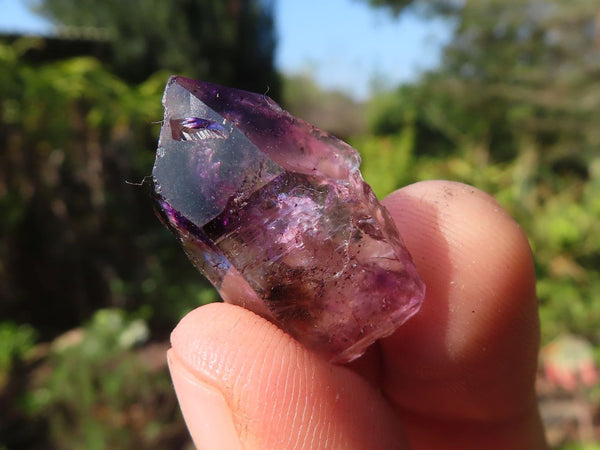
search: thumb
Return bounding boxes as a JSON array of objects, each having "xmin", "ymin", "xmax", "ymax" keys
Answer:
[{"xmin": 168, "ymin": 303, "xmax": 408, "ymax": 450}]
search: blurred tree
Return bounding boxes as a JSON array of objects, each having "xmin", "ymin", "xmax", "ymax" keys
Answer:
[
  {"xmin": 1, "ymin": 0, "xmax": 281, "ymax": 339},
  {"xmin": 28, "ymin": 0, "xmax": 280, "ymax": 96},
  {"xmin": 282, "ymin": 73, "xmax": 367, "ymax": 140},
  {"xmin": 361, "ymin": 0, "xmax": 600, "ymax": 344},
  {"xmin": 358, "ymin": 0, "xmax": 458, "ymax": 16},
  {"xmin": 366, "ymin": 84, "xmax": 454, "ymax": 157},
  {"xmin": 363, "ymin": 0, "xmax": 600, "ymax": 165},
  {"xmin": 0, "ymin": 40, "xmax": 218, "ymax": 339}
]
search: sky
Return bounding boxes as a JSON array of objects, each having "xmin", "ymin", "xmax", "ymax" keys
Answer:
[
  {"xmin": 0, "ymin": 0, "xmax": 452, "ymax": 100},
  {"xmin": 276, "ymin": 0, "xmax": 452, "ymax": 98}
]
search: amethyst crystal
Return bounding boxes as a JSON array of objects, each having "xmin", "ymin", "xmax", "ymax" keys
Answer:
[{"xmin": 152, "ymin": 76, "xmax": 425, "ymax": 363}]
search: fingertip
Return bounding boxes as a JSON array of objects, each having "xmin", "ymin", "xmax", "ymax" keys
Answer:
[
  {"xmin": 167, "ymin": 349, "xmax": 242, "ymax": 450},
  {"xmin": 383, "ymin": 181, "xmax": 537, "ymax": 344},
  {"xmin": 380, "ymin": 180, "xmax": 539, "ymax": 421},
  {"xmin": 169, "ymin": 303, "xmax": 409, "ymax": 449},
  {"xmin": 383, "ymin": 180, "xmax": 535, "ymax": 295}
]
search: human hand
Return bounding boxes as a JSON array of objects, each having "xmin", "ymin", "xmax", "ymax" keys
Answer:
[{"xmin": 167, "ymin": 180, "xmax": 547, "ymax": 449}]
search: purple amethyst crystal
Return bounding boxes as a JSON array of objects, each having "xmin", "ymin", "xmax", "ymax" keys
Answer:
[{"xmin": 152, "ymin": 76, "xmax": 425, "ymax": 363}]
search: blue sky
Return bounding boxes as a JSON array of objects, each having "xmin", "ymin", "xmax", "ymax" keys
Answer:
[
  {"xmin": 0, "ymin": 0, "xmax": 452, "ymax": 99},
  {"xmin": 276, "ymin": 0, "xmax": 451, "ymax": 98}
]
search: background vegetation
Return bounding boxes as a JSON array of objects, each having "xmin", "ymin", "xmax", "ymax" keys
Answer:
[{"xmin": 1, "ymin": 0, "xmax": 598, "ymax": 448}]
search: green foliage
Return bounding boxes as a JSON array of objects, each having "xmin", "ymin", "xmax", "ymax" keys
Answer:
[
  {"xmin": 28, "ymin": 0, "xmax": 280, "ymax": 95},
  {"xmin": 351, "ymin": 126, "xmax": 415, "ymax": 198},
  {"xmin": 559, "ymin": 443, "xmax": 600, "ymax": 450},
  {"xmin": 366, "ymin": 84, "xmax": 456, "ymax": 157},
  {"xmin": 358, "ymin": 0, "xmax": 458, "ymax": 17},
  {"xmin": 282, "ymin": 73, "xmax": 366, "ymax": 140},
  {"xmin": 357, "ymin": 114, "xmax": 600, "ymax": 347},
  {"xmin": 0, "ymin": 39, "xmax": 218, "ymax": 338},
  {"xmin": 360, "ymin": 0, "xmax": 414, "ymax": 15},
  {"xmin": 24, "ymin": 309, "xmax": 178, "ymax": 449},
  {"xmin": 0, "ymin": 323, "xmax": 37, "ymax": 373},
  {"xmin": 359, "ymin": 0, "xmax": 600, "ymax": 355},
  {"xmin": 0, "ymin": 40, "xmax": 220, "ymax": 445}
]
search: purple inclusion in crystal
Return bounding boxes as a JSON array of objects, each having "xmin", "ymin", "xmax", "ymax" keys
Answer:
[{"xmin": 152, "ymin": 76, "xmax": 425, "ymax": 363}]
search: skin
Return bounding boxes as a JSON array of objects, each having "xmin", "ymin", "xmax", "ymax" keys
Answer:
[{"xmin": 167, "ymin": 180, "xmax": 548, "ymax": 449}]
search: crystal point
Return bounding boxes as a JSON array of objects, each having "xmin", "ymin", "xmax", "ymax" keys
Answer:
[{"xmin": 152, "ymin": 76, "xmax": 425, "ymax": 363}]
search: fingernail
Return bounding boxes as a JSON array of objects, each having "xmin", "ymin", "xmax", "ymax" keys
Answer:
[{"xmin": 168, "ymin": 350, "xmax": 242, "ymax": 450}]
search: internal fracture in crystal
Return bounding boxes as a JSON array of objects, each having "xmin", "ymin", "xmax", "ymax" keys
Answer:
[{"xmin": 152, "ymin": 76, "xmax": 425, "ymax": 363}]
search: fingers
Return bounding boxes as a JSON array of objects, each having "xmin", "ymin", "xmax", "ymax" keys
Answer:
[
  {"xmin": 167, "ymin": 180, "xmax": 546, "ymax": 449},
  {"xmin": 380, "ymin": 180, "xmax": 545, "ymax": 448},
  {"xmin": 168, "ymin": 303, "xmax": 409, "ymax": 450}
]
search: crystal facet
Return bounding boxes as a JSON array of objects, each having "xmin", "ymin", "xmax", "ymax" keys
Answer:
[{"xmin": 152, "ymin": 76, "xmax": 425, "ymax": 363}]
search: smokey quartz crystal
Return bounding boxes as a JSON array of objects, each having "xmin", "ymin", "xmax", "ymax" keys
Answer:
[{"xmin": 152, "ymin": 76, "xmax": 425, "ymax": 363}]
